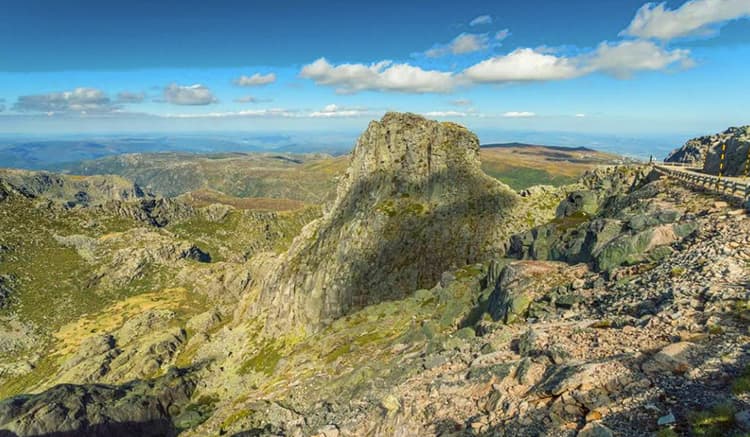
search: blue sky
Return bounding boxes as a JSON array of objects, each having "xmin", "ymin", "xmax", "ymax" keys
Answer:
[{"xmin": 0, "ymin": 0, "xmax": 749, "ymax": 145}]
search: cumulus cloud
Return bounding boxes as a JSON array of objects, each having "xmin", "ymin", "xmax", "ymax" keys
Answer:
[
  {"xmin": 585, "ymin": 40, "xmax": 694, "ymax": 78},
  {"xmin": 309, "ymin": 104, "xmax": 369, "ymax": 118},
  {"xmin": 116, "ymin": 91, "xmax": 145, "ymax": 103},
  {"xmin": 303, "ymin": 32, "xmax": 695, "ymax": 93},
  {"xmin": 300, "ymin": 58, "xmax": 456, "ymax": 94},
  {"xmin": 503, "ymin": 111, "xmax": 536, "ymax": 117},
  {"xmin": 13, "ymin": 87, "xmax": 117, "ymax": 113},
  {"xmin": 575, "ymin": 113, "xmax": 586, "ymax": 117},
  {"xmin": 469, "ymin": 15, "xmax": 493, "ymax": 26},
  {"xmin": 234, "ymin": 73, "xmax": 276, "ymax": 86},
  {"xmin": 164, "ymin": 84, "xmax": 217, "ymax": 105},
  {"xmin": 463, "ymin": 48, "xmax": 581, "ymax": 82},
  {"xmin": 461, "ymin": 41, "xmax": 693, "ymax": 83},
  {"xmin": 622, "ymin": 0, "xmax": 750, "ymax": 41}
]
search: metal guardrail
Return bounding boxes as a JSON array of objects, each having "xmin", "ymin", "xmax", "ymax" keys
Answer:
[
  {"xmin": 657, "ymin": 161, "xmax": 701, "ymax": 169},
  {"xmin": 653, "ymin": 164, "xmax": 750, "ymax": 204}
]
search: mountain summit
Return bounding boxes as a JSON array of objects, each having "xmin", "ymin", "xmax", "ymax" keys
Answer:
[{"xmin": 255, "ymin": 112, "xmax": 521, "ymax": 332}]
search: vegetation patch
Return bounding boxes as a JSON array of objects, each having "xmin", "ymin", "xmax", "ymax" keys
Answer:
[
  {"xmin": 238, "ymin": 341, "xmax": 283, "ymax": 376},
  {"xmin": 732, "ymin": 365, "xmax": 750, "ymax": 395},
  {"xmin": 689, "ymin": 402, "xmax": 736, "ymax": 437}
]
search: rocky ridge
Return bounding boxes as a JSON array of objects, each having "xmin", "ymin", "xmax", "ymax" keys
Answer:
[{"xmin": 0, "ymin": 169, "xmax": 148, "ymax": 206}]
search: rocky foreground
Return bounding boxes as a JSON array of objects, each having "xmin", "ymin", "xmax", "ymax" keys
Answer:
[{"xmin": 0, "ymin": 114, "xmax": 748, "ymax": 436}]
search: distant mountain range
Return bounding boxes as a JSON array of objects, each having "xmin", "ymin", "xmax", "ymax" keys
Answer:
[
  {"xmin": 481, "ymin": 142, "xmax": 595, "ymax": 152},
  {"xmin": 0, "ymin": 134, "xmax": 357, "ymax": 170},
  {"xmin": 0, "ymin": 130, "xmax": 673, "ymax": 171}
]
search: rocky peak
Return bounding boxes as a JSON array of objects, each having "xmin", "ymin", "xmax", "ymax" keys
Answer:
[
  {"xmin": 336, "ymin": 112, "xmax": 481, "ymax": 199},
  {"xmin": 251, "ymin": 113, "xmax": 520, "ymax": 333}
]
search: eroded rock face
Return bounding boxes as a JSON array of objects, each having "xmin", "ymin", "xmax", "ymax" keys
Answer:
[
  {"xmin": 255, "ymin": 113, "xmax": 520, "ymax": 332},
  {"xmin": 666, "ymin": 126, "xmax": 750, "ymax": 175}
]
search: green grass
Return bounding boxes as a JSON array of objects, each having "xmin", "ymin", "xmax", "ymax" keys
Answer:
[
  {"xmin": 733, "ymin": 365, "xmax": 750, "ymax": 395},
  {"xmin": 481, "ymin": 165, "xmax": 577, "ymax": 191},
  {"xmin": 0, "ymin": 355, "xmax": 59, "ymax": 398},
  {"xmin": 689, "ymin": 402, "xmax": 736, "ymax": 437},
  {"xmin": 238, "ymin": 341, "xmax": 283, "ymax": 376},
  {"xmin": 0, "ymin": 195, "xmax": 148, "ymax": 330},
  {"xmin": 168, "ymin": 206, "xmax": 320, "ymax": 262}
]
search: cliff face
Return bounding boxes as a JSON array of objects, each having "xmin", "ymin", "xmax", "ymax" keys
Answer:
[
  {"xmin": 255, "ymin": 113, "xmax": 520, "ymax": 332},
  {"xmin": 666, "ymin": 126, "xmax": 750, "ymax": 176}
]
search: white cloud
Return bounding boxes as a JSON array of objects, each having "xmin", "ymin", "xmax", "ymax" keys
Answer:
[
  {"xmin": 575, "ymin": 113, "xmax": 586, "ymax": 117},
  {"xmin": 451, "ymin": 33, "xmax": 489, "ymax": 54},
  {"xmin": 494, "ymin": 29, "xmax": 511, "ymax": 41},
  {"xmin": 234, "ymin": 95, "xmax": 257, "ymax": 103},
  {"xmin": 585, "ymin": 40, "xmax": 693, "ymax": 78},
  {"xmin": 423, "ymin": 111, "xmax": 467, "ymax": 117},
  {"xmin": 116, "ymin": 91, "xmax": 145, "ymax": 103},
  {"xmin": 299, "ymin": 58, "xmax": 456, "ymax": 94},
  {"xmin": 503, "ymin": 111, "xmax": 536, "ymax": 118},
  {"xmin": 13, "ymin": 88, "xmax": 117, "ymax": 113},
  {"xmin": 622, "ymin": 0, "xmax": 750, "ymax": 41},
  {"xmin": 469, "ymin": 15, "xmax": 493, "ymax": 26},
  {"xmin": 234, "ymin": 73, "xmax": 277, "ymax": 86},
  {"xmin": 162, "ymin": 105, "xmax": 367, "ymax": 119},
  {"xmin": 163, "ymin": 108, "xmax": 295, "ymax": 118},
  {"xmin": 425, "ymin": 32, "xmax": 501, "ymax": 58},
  {"xmin": 309, "ymin": 104, "xmax": 369, "ymax": 118},
  {"xmin": 462, "ymin": 48, "xmax": 581, "ymax": 83},
  {"xmin": 461, "ymin": 41, "xmax": 693, "ymax": 83},
  {"xmin": 164, "ymin": 84, "xmax": 217, "ymax": 105}
]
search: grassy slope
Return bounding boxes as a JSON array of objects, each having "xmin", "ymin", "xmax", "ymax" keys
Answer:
[
  {"xmin": 0, "ymin": 189, "xmax": 316, "ymax": 397},
  {"xmin": 61, "ymin": 153, "xmax": 349, "ymax": 202},
  {"xmin": 479, "ymin": 145, "xmax": 625, "ymax": 190}
]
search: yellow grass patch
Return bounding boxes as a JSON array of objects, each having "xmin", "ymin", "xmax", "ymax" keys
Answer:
[{"xmin": 52, "ymin": 287, "xmax": 194, "ymax": 357}]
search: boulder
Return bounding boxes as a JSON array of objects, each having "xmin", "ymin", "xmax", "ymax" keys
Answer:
[
  {"xmin": 578, "ymin": 422, "xmax": 614, "ymax": 437},
  {"xmin": 556, "ymin": 190, "xmax": 599, "ymax": 218},
  {"xmin": 0, "ymin": 368, "xmax": 195, "ymax": 437},
  {"xmin": 595, "ymin": 224, "xmax": 685, "ymax": 272},
  {"xmin": 642, "ymin": 342, "xmax": 696, "ymax": 375},
  {"xmin": 487, "ymin": 261, "xmax": 566, "ymax": 323}
]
